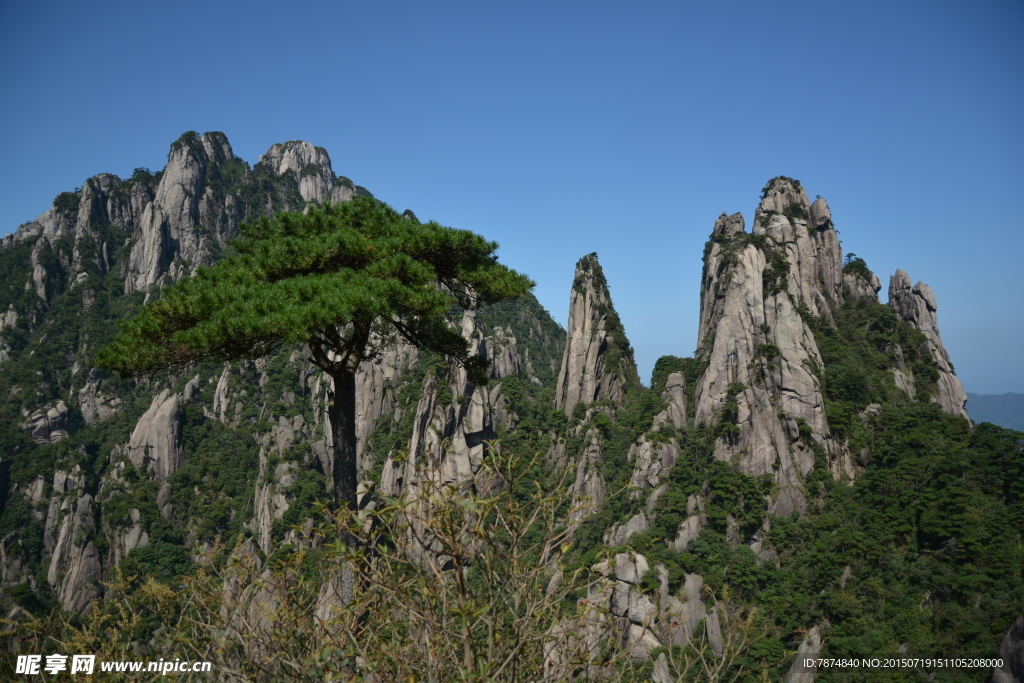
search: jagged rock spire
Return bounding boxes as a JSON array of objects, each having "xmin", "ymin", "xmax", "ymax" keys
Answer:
[
  {"xmin": 693, "ymin": 179, "xmax": 847, "ymax": 517},
  {"xmin": 554, "ymin": 253, "xmax": 639, "ymax": 417},
  {"xmin": 888, "ymin": 270, "xmax": 969, "ymax": 418},
  {"xmin": 125, "ymin": 132, "xmax": 237, "ymax": 293}
]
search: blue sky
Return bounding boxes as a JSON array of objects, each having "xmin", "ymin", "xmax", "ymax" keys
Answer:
[{"xmin": 2, "ymin": 0, "xmax": 1021, "ymax": 394}]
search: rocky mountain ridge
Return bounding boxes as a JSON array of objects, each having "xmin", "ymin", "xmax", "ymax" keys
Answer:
[
  {"xmin": 2, "ymin": 132, "xmax": 371, "ymax": 302},
  {"xmin": 0, "ymin": 138, "xmax": 1016, "ymax": 682}
]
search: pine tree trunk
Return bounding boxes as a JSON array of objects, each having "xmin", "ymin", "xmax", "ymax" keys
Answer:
[
  {"xmin": 327, "ymin": 366, "xmax": 361, "ymax": 609},
  {"xmin": 328, "ymin": 367, "xmax": 359, "ymax": 509}
]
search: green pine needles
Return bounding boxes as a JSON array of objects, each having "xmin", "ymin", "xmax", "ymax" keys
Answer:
[{"xmin": 98, "ymin": 197, "xmax": 533, "ymax": 506}]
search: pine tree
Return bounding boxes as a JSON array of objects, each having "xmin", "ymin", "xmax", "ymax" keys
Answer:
[{"xmin": 98, "ymin": 197, "xmax": 533, "ymax": 507}]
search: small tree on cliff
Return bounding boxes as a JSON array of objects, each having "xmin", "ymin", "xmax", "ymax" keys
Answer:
[{"xmin": 98, "ymin": 197, "xmax": 533, "ymax": 508}]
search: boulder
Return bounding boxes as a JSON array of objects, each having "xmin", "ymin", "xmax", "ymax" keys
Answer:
[
  {"xmin": 843, "ymin": 268, "xmax": 881, "ymax": 301},
  {"xmin": 627, "ymin": 436, "xmax": 679, "ymax": 491}
]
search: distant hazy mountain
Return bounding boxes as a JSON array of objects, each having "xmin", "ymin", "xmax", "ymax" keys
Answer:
[{"xmin": 967, "ymin": 393, "xmax": 1024, "ymax": 431}]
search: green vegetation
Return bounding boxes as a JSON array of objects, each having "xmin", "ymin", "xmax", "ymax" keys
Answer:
[
  {"xmin": 168, "ymin": 130, "xmax": 206, "ymax": 160},
  {"xmin": 477, "ymin": 291, "xmax": 565, "ymax": 386},
  {"xmin": 843, "ymin": 252, "xmax": 873, "ymax": 281},
  {"xmin": 782, "ymin": 202, "xmax": 808, "ymax": 222},
  {"xmin": 760, "ymin": 246, "xmax": 791, "ymax": 298},
  {"xmin": 6, "ymin": 450, "xmax": 788, "ymax": 682},
  {"xmin": 52, "ymin": 191, "xmax": 80, "ymax": 215},
  {"xmin": 555, "ymin": 287, "xmax": 1021, "ymax": 681}
]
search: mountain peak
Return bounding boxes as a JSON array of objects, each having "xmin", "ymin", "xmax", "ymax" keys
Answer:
[
  {"xmin": 757, "ymin": 175, "xmax": 810, "ymax": 216},
  {"xmin": 554, "ymin": 253, "xmax": 639, "ymax": 416}
]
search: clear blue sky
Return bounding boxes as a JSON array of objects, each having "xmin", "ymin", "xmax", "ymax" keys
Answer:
[{"xmin": 2, "ymin": 0, "xmax": 1021, "ymax": 394}]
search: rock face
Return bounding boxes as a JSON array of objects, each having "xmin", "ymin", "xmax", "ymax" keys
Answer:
[
  {"xmin": 554, "ymin": 254, "xmax": 639, "ymax": 417},
  {"xmin": 671, "ymin": 494, "xmax": 707, "ymax": 552},
  {"xmin": 888, "ymin": 270, "xmax": 969, "ymax": 418},
  {"xmin": 127, "ymin": 389, "xmax": 185, "ymax": 481},
  {"xmin": 0, "ymin": 305, "xmax": 17, "ymax": 362},
  {"xmin": 783, "ymin": 625, "xmax": 823, "ymax": 683},
  {"xmin": 480, "ymin": 325, "xmax": 522, "ymax": 380},
  {"xmin": 43, "ymin": 468, "xmax": 102, "ymax": 614},
  {"xmin": 210, "ymin": 364, "xmax": 234, "ymax": 423},
  {"xmin": 252, "ymin": 416, "xmax": 307, "ymax": 553},
  {"xmin": 545, "ymin": 554, "xmax": 721, "ymax": 679},
  {"xmin": 544, "ymin": 553, "xmax": 662, "ymax": 680},
  {"xmin": 547, "ymin": 255, "xmax": 643, "ymax": 536},
  {"xmin": 626, "ymin": 435, "xmax": 680, "ymax": 495},
  {"xmin": 570, "ymin": 427, "xmax": 608, "ymax": 523},
  {"xmin": 106, "ymin": 508, "xmax": 150, "ymax": 568},
  {"xmin": 755, "ymin": 183, "xmax": 844, "ymax": 320},
  {"xmin": 656, "ymin": 372, "xmax": 688, "ymax": 430},
  {"xmin": 693, "ymin": 178, "xmax": 843, "ymax": 517},
  {"xmin": 6, "ymin": 171, "xmax": 137, "ymax": 306},
  {"xmin": 623, "ymin": 371, "xmax": 687, "ymax": 505},
  {"xmin": 0, "ymin": 130, "xmax": 393, "ymax": 616},
  {"xmin": 843, "ymin": 267, "xmax": 881, "ymax": 302},
  {"xmin": 589, "ymin": 553, "xmax": 662, "ymax": 658},
  {"xmin": 124, "ymin": 132, "xmax": 237, "ymax": 293},
  {"xmin": 304, "ymin": 340, "xmax": 421, "ymax": 483},
  {"xmin": 77, "ymin": 371, "xmax": 124, "ymax": 426},
  {"xmin": 21, "ymin": 400, "xmax": 76, "ymax": 444},
  {"xmin": 379, "ymin": 307, "xmax": 521, "ymax": 498},
  {"xmin": 257, "ymin": 140, "xmax": 371, "ymax": 206},
  {"xmin": 2, "ymin": 130, "xmax": 373, "ymax": 302},
  {"xmin": 0, "ymin": 531, "xmax": 33, "ymax": 589},
  {"xmin": 259, "ymin": 141, "xmax": 337, "ymax": 205},
  {"xmin": 354, "ymin": 341, "xmax": 419, "ymax": 463}
]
